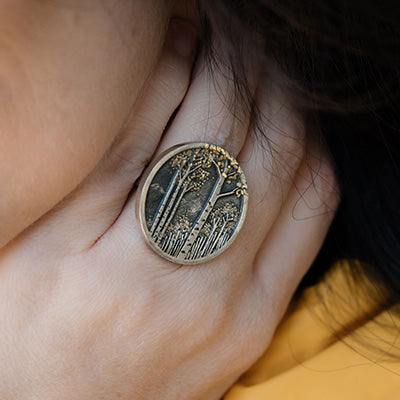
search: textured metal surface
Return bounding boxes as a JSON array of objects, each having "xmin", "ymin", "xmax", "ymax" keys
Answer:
[{"xmin": 137, "ymin": 143, "xmax": 248, "ymax": 264}]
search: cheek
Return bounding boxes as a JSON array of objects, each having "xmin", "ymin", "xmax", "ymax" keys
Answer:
[{"xmin": 0, "ymin": 0, "xmax": 170, "ymax": 245}]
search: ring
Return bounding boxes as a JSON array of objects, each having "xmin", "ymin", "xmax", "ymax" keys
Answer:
[{"xmin": 136, "ymin": 143, "xmax": 248, "ymax": 264}]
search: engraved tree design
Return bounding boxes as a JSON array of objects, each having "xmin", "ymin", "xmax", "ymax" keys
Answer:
[
  {"xmin": 149, "ymin": 149, "xmax": 212, "ymax": 243},
  {"xmin": 178, "ymin": 145, "xmax": 247, "ymax": 259},
  {"xmin": 147, "ymin": 145, "xmax": 247, "ymax": 260},
  {"xmin": 186, "ymin": 202, "xmax": 239, "ymax": 260},
  {"xmin": 159, "ymin": 216, "xmax": 191, "ymax": 257}
]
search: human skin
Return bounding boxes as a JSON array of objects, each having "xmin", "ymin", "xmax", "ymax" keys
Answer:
[
  {"xmin": 0, "ymin": 1, "xmax": 339, "ymax": 399},
  {"xmin": 0, "ymin": 0, "xmax": 173, "ymax": 248}
]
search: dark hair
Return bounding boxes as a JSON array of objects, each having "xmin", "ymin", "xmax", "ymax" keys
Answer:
[{"xmin": 196, "ymin": 0, "xmax": 400, "ymax": 318}]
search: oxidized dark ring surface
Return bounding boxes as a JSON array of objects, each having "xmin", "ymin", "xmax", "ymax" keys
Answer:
[{"xmin": 137, "ymin": 143, "xmax": 248, "ymax": 264}]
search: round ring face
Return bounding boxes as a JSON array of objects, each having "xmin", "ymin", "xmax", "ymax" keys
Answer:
[{"xmin": 137, "ymin": 143, "xmax": 248, "ymax": 264}]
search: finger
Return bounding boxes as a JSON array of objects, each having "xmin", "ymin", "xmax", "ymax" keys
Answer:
[
  {"xmin": 106, "ymin": 77, "xmax": 305, "ymax": 276},
  {"xmin": 232, "ymin": 79, "xmax": 306, "ymax": 259},
  {"xmin": 107, "ymin": 40, "xmax": 260, "ymax": 249},
  {"xmin": 155, "ymin": 38, "xmax": 259, "ymax": 158},
  {"xmin": 100, "ymin": 20, "xmax": 198, "ymax": 189},
  {"xmin": 20, "ymin": 20, "xmax": 198, "ymax": 251},
  {"xmin": 253, "ymin": 146, "xmax": 340, "ymax": 320}
]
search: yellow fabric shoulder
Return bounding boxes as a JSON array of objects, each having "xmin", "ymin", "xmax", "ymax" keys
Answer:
[{"xmin": 224, "ymin": 261, "xmax": 400, "ymax": 399}]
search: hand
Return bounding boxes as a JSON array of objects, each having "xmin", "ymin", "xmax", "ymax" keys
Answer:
[{"xmin": 0, "ymin": 20, "xmax": 339, "ymax": 400}]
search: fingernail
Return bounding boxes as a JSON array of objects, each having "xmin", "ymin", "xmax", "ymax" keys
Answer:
[{"xmin": 170, "ymin": 20, "xmax": 198, "ymax": 59}]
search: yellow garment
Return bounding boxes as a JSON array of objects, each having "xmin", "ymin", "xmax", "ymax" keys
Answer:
[{"xmin": 225, "ymin": 263, "xmax": 400, "ymax": 399}]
